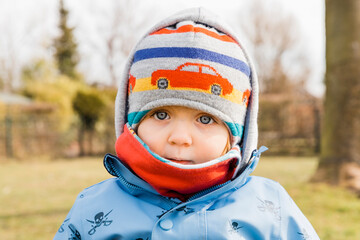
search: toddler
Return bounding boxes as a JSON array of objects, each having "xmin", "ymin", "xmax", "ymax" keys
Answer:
[{"xmin": 55, "ymin": 7, "xmax": 319, "ymax": 240}]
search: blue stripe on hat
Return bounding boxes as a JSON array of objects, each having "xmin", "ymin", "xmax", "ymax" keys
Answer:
[{"xmin": 133, "ymin": 47, "xmax": 250, "ymax": 77}]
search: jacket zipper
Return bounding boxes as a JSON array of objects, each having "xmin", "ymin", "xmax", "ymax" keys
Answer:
[
  {"xmin": 106, "ymin": 158, "xmax": 178, "ymax": 209},
  {"xmin": 187, "ymin": 181, "xmax": 231, "ymax": 201}
]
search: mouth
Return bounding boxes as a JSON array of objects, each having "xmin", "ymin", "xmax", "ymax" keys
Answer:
[{"xmin": 165, "ymin": 157, "xmax": 194, "ymax": 165}]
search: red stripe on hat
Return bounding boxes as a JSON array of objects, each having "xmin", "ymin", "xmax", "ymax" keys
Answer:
[{"xmin": 151, "ymin": 24, "xmax": 237, "ymax": 44}]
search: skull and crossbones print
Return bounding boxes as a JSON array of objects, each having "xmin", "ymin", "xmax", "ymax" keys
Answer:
[{"xmin": 86, "ymin": 210, "xmax": 113, "ymax": 235}]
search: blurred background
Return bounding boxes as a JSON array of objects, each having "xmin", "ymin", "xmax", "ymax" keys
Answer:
[
  {"xmin": 1, "ymin": 0, "xmax": 360, "ymax": 239},
  {"xmin": 0, "ymin": 0, "xmax": 325, "ymax": 159}
]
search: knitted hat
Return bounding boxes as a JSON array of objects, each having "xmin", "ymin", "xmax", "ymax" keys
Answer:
[
  {"xmin": 115, "ymin": 8, "xmax": 259, "ymax": 163},
  {"xmin": 125, "ymin": 17, "xmax": 251, "ymax": 147}
]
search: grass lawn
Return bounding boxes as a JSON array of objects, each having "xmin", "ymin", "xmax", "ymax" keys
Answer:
[{"xmin": 1, "ymin": 156, "xmax": 359, "ymax": 239}]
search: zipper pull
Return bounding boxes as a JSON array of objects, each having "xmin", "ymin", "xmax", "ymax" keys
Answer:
[
  {"xmin": 256, "ymin": 146, "xmax": 268, "ymax": 157},
  {"xmin": 248, "ymin": 146, "xmax": 268, "ymax": 172}
]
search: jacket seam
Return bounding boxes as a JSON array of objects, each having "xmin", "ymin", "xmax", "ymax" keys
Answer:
[
  {"xmin": 277, "ymin": 183, "xmax": 282, "ymax": 240},
  {"xmin": 78, "ymin": 192, "xmax": 86, "ymax": 239}
]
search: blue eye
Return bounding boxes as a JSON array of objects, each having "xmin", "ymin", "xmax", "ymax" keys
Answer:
[
  {"xmin": 154, "ymin": 111, "xmax": 168, "ymax": 120},
  {"xmin": 199, "ymin": 115, "xmax": 214, "ymax": 124}
]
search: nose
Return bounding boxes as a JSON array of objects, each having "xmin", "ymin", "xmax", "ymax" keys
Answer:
[{"xmin": 167, "ymin": 121, "xmax": 192, "ymax": 146}]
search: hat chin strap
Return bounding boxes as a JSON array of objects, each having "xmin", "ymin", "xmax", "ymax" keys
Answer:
[{"xmin": 115, "ymin": 124, "xmax": 240, "ymax": 202}]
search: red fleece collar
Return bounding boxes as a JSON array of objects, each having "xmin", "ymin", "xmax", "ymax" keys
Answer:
[{"xmin": 115, "ymin": 125, "xmax": 238, "ymax": 201}]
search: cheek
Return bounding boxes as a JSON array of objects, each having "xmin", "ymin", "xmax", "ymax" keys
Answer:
[
  {"xmin": 197, "ymin": 127, "xmax": 229, "ymax": 159},
  {"xmin": 206, "ymin": 135, "xmax": 228, "ymax": 155},
  {"xmin": 137, "ymin": 120, "xmax": 165, "ymax": 154}
]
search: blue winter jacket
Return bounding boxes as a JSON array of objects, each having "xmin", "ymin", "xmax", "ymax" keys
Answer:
[{"xmin": 54, "ymin": 149, "xmax": 319, "ymax": 240}]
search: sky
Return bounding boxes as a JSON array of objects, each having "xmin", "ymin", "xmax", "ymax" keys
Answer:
[{"xmin": 0, "ymin": 0, "xmax": 325, "ymax": 97}]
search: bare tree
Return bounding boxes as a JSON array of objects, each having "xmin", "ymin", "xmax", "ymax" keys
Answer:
[
  {"xmin": 104, "ymin": 0, "xmax": 139, "ymax": 86},
  {"xmin": 0, "ymin": 1, "xmax": 56, "ymax": 92},
  {"xmin": 313, "ymin": 0, "xmax": 360, "ymax": 193},
  {"xmin": 236, "ymin": 0, "xmax": 321, "ymax": 155},
  {"xmin": 238, "ymin": 0, "xmax": 311, "ymax": 94},
  {"xmin": 77, "ymin": 0, "xmax": 149, "ymax": 87},
  {"xmin": 0, "ymin": 20, "xmax": 20, "ymax": 92}
]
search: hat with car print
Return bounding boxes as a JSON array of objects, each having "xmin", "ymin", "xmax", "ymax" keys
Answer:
[
  {"xmin": 115, "ymin": 8, "xmax": 260, "ymax": 166},
  {"xmin": 123, "ymin": 11, "xmax": 252, "ymax": 147},
  {"xmin": 112, "ymin": 8, "xmax": 261, "ymax": 199}
]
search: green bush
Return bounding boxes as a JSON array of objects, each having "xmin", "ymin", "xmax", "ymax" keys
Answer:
[
  {"xmin": 72, "ymin": 89, "xmax": 105, "ymax": 130},
  {"xmin": 19, "ymin": 59, "xmax": 118, "ymax": 157}
]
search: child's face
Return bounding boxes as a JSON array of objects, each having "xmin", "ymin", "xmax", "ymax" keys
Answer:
[{"xmin": 137, "ymin": 106, "xmax": 230, "ymax": 164}]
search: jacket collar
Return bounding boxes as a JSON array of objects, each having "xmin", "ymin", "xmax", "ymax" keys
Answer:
[
  {"xmin": 104, "ymin": 126, "xmax": 266, "ymax": 203},
  {"xmin": 113, "ymin": 124, "xmax": 241, "ymax": 201}
]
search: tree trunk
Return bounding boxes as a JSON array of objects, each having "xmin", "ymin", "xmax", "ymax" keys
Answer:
[
  {"xmin": 78, "ymin": 124, "xmax": 86, "ymax": 156},
  {"xmin": 313, "ymin": 0, "xmax": 360, "ymax": 193},
  {"xmin": 88, "ymin": 129, "xmax": 94, "ymax": 156}
]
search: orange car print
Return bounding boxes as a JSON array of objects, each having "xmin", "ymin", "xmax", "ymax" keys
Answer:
[
  {"xmin": 128, "ymin": 74, "xmax": 136, "ymax": 94},
  {"xmin": 242, "ymin": 89, "xmax": 251, "ymax": 107},
  {"xmin": 151, "ymin": 63, "xmax": 233, "ymax": 96}
]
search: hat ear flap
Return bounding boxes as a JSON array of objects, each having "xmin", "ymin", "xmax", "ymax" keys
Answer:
[{"xmin": 115, "ymin": 70, "xmax": 132, "ymax": 138}]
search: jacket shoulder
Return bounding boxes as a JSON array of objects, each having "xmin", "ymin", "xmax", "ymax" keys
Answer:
[
  {"xmin": 54, "ymin": 178, "xmax": 138, "ymax": 239},
  {"xmin": 80, "ymin": 178, "xmax": 120, "ymax": 197},
  {"xmin": 241, "ymin": 175, "xmax": 285, "ymax": 195},
  {"xmin": 240, "ymin": 176, "xmax": 319, "ymax": 239}
]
